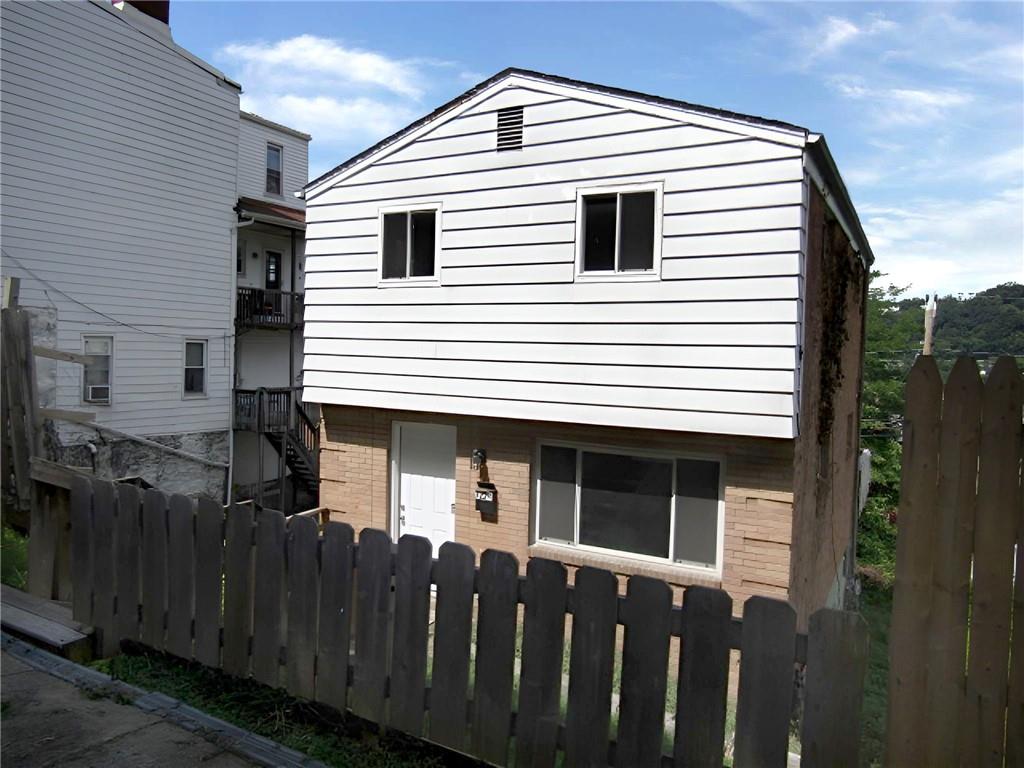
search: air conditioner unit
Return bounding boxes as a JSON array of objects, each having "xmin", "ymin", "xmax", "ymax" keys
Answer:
[{"xmin": 86, "ymin": 385, "xmax": 110, "ymax": 403}]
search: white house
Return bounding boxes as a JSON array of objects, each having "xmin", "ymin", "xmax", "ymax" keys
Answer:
[{"xmin": 301, "ymin": 69, "xmax": 872, "ymax": 625}]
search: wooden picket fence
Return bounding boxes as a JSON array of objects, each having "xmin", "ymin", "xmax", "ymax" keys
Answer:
[
  {"xmin": 886, "ymin": 356, "xmax": 1023, "ymax": 767},
  {"xmin": 69, "ymin": 474, "xmax": 869, "ymax": 768}
]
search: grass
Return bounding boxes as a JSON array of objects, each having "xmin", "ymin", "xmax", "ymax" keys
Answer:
[
  {"xmin": 858, "ymin": 583, "xmax": 893, "ymax": 768},
  {"xmin": 92, "ymin": 649, "xmax": 463, "ymax": 768},
  {"xmin": 1, "ymin": 525, "xmax": 28, "ymax": 590}
]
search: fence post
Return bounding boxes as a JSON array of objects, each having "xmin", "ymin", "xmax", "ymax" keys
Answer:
[{"xmin": 801, "ymin": 608, "xmax": 869, "ymax": 767}]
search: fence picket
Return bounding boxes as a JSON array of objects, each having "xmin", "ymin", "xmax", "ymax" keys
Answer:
[
  {"xmin": 926, "ymin": 357, "xmax": 982, "ymax": 764},
  {"xmin": 801, "ymin": 609, "xmax": 869, "ymax": 767},
  {"xmin": 222, "ymin": 503, "xmax": 255, "ymax": 678},
  {"xmin": 1007, "ymin": 450, "xmax": 1024, "ymax": 767},
  {"xmin": 616, "ymin": 575, "xmax": 673, "ymax": 768},
  {"xmin": 350, "ymin": 528, "xmax": 392, "ymax": 724},
  {"xmin": 516, "ymin": 557, "xmax": 568, "ymax": 768},
  {"xmin": 564, "ymin": 567, "xmax": 617, "ymax": 768},
  {"xmin": 471, "ymin": 549, "xmax": 520, "ymax": 765},
  {"xmin": 316, "ymin": 521, "xmax": 355, "ymax": 712},
  {"xmin": 115, "ymin": 483, "xmax": 141, "ymax": 644},
  {"xmin": 962, "ymin": 357, "xmax": 1022, "ymax": 766},
  {"xmin": 389, "ymin": 535, "xmax": 433, "ymax": 736},
  {"xmin": 886, "ymin": 356, "xmax": 942, "ymax": 766},
  {"xmin": 252, "ymin": 509, "xmax": 286, "ymax": 687},
  {"xmin": 428, "ymin": 541, "xmax": 476, "ymax": 751},
  {"xmin": 69, "ymin": 476, "xmax": 93, "ymax": 624},
  {"xmin": 733, "ymin": 596, "xmax": 797, "ymax": 768},
  {"xmin": 165, "ymin": 494, "xmax": 195, "ymax": 659},
  {"xmin": 193, "ymin": 498, "xmax": 223, "ymax": 668},
  {"xmin": 286, "ymin": 514, "xmax": 320, "ymax": 700},
  {"xmin": 674, "ymin": 586, "xmax": 732, "ymax": 768},
  {"xmin": 91, "ymin": 479, "xmax": 117, "ymax": 657},
  {"xmin": 141, "ymin": 489, "xmax": 168, "ymax": 651}
]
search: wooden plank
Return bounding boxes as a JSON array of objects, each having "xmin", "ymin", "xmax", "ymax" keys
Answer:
[
  {"xmin": 516, "ymin": 557, "xmax": 568, "ymax": 768},
  {"xmin": 616, "ymin": 575, "xmax": 673, "ymax": 768},
  {"xmin": 251, "ymin": 509, "xmax": 286, "ymax": 687},
  {"xmin": 39, "ymin": 407, "xmax": 95, "ymax": 424},
  {"xmin": 315, "ymin": 521, "xmax": 355, "ymax": 712},
  {"xmin": 27, "ymin": 484, "xmax": 58, "ymax": 600},
  {"xmin": 925, "ymin": 357, "xmax": 982, "ymax": 764},
  {"xmin": 428, "ymin": 541, "xmax": 476, "ymax": 751},
  {"xmin": 69, "ymin": 475, "xmax": 93, "ymax": 624},
  {"xmin": 165, "ymin": 494, "xmax": 195, "ymax": 660},
  {"xmin": 193, "ymin": 497, "xmax": 224, "ymax": 668},
  {"xmin": 885, "ymin": 356, "xmax": 942, "ymax": 766},
  {"xmin": 674, "ymin": 586, "xmax": 733, "ymax": 768},
  {"xmin": 32, "ymin": 345, "xmax": 91, "ymax": 365},
  {"xmin": 1, "ymin": 584, "xmax": 83, "ymax": 628},
  {"xmin": 1007, "ymin": 433, "xmax": 1024, "ymax": 768},
  {"xmin": 115, "ymin": 483, "xmax": 141, "ymax": 644},
  {"xmin": 3, "ymin": 309, "xmax": 35, "ymax": 514},
  {"xmin": 90, "ymin": 479, "xmax": 117, "ymax": 657},
  {"xmin": 962, "ymin": 357, "xmax": 1022, "ymax": 766},
  {"xmin": 140, "ymin": 489, "xmax": 168, "ymax": 651},
  {"xmin": 54, "ymin": 487, "xmax": 73, "ymax": 602},
  {"xmin": 29, "ymin": 455, "xmax": 87, "ymax": 490},
  {"xmin": 564, "ymin": 567, "xmax": 617, "ymax": 768},
  {"xmin": 388, "ymin": 534, "xmax": 432, "ymax": 736},
  {"xmin": 733, "ymin": 596, "xmax": 797, "ymax": 768},
  {"xmin": 222, "ymin": 503, "xmax": 255, "ymax": 677},
  {"xmin": 286, "ymin": 514, "xmax": 320, "ymax": 700},
  {"xmin": 350, "ymin": 528, "xmax": 392, "ymax": 724},
  {"xmin": 0, "ymin": 602, "xmax": 91, "ymax": 660},
  {"xmin": 471, "ymin": 549, "xmax": 519, "ymax": 765},
  {"xmin": 801, "ymin": 609, "xmax": 870, "ymax": 767}
]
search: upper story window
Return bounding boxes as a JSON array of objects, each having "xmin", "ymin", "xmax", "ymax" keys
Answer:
[
  {"xmin": 575, "ymin": 182, "xmax": 663, "ymax": 280},
  {"xmin": 536, "ymin": 442, "xmax": 723, "ymax": 572},
  {"xmin": 82, "ymin": 335, "xmax": 112, "ymax": 404},
  {"xmin": 266, "ymin": 143, "xmax": 283, "ymax": 195},
  {"xmin": 183, "ymin": 339, "xmax": 207, "ymax": 397},
  {"xmin": 378, "ymin": 204, "xmax": 441, "ymax": 285}
]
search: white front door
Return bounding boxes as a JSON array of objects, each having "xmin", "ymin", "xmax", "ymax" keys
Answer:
[{"xmin": 395, "ymin": 422, "xmax": 457, "ymax": 554}]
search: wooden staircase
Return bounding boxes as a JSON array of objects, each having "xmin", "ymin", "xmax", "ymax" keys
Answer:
[{"xmin": 233, "ymin": 387, "xmax": 319, "ymax": 505}]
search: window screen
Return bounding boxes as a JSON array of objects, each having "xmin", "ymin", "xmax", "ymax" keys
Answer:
[
  {"xmin": 582, "ymin": 194, "xmax": 616, "ymax": 272},
  {"xmin": 382, "ymin": 213, "xmax": 408, "ymax": 279},
  {"xmin": 618, "ymin": 192, "xmax": 655, "ymax": 271},
  {"xmin": 673, "ymin": 459, "xmax": 720, "ymax": 567},
  {"xmin": 410, "ymin": 211, "xmax": 436, "ymax": 277},
  {"xmin": 538, "ymin": 445, "xmax": 576, "ymax": 543}
]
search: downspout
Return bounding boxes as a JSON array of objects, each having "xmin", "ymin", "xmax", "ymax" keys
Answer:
[{"xmin": 228, "ymin": 213, "xmax": 256, "ymax": 504}]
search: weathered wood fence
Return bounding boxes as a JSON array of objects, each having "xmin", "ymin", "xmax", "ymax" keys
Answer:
[
  {"xmin": 886, "ymin": 356, "xmax": 1023, "ymax": 766},
  {"xmin": 70, "ymin": 475, "xmax": 869, "ymax": 768}
]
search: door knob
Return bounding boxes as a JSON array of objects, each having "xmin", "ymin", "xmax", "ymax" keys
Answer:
[{"xmin": 399, "ymin": 515, "xmax": 406, "ymax": 525}]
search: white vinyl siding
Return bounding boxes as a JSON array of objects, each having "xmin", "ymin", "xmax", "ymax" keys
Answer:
[
  {"xmin": 238, "ymin": 114, "xmax": 308, "ymax": 208},
  {"xmin": 302, "ymin": 79, "xmax": 808, "ymax": 439},
  {"xmin": 1, "ymin": 0, "xmax": 237, "ymax": 437}
]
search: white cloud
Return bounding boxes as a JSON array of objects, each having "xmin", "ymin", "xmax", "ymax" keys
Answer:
[
  {"xmin": 241, "ymin": 93, "xmax": 417, "ymax": 146},
  {"xmin": 813, "ymin": 16, "xmax": 861, "ymax": 58},
  {"xmin": 862, "ymin": 188, "xmax": 1024, "ymax": 294},
  {"xmin": 829, "ymin": 77, "xmax": 972, "ymax": 126},
  {"xmin": 222, "ymin": 35, "xmax": 422, "ymax": 98}
]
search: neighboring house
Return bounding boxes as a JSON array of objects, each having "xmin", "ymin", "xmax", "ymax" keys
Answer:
[
  {"xmin": 232, "ymin": 112, "xmax": 318, "ymax": 512},
  {"xmin": 1, "ymin": 0, "xmax": 316, "ymax": 507},
  {"xmin": 301, "ymin": 69, "xmax": 871, "ymax": 626}
]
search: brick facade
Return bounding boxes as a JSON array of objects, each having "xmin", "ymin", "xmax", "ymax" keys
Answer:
[{"xmin": 320, "ymin": 404, "xmax": 796, "ymax": 612}]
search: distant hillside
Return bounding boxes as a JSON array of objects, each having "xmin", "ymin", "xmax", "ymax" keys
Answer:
[{"xmin": 929, "ymin": 282, "xmax": 1024, "ymax": 360}]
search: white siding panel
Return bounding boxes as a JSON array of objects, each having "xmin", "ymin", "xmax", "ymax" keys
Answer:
[
  {"xmin": 460, "ymin": 87, "xmax": 572, "ymax": 115},
  {"xmin": 663, "ymin": 205, "xmax": 803, "ymax": 236},
  {"xmin": 304, "ymin": 386, "xmax": 795, "ymax": 439},
  {"xmin": 661, "ymin": 253, "xmax": 801, "ymax": 280},
  {"xmin": 441, "ymin": 243, "xmax": 574, "ymax": 268},
  {"xmin": 306, "ymin": 219, "xmax": 379, "ymax": 239},
  {"xmin": 665, "ymin": 182, "xmax": 804, "ymax": 213},
  {"xmin": 443, "ymin": 203, "xmax": 577, "ymax": 228},
  {"xmin": 237, "ymin": 114, "xmax": 308, "ymax": 207},
  {"xmin": 305, "ymin": 236, "xmax": 377, "ymax": 256},
  {"xmin": 440, "ymin": 262, "xmax": 574, "ymax": 286},
  {"xmin": 303, "ymin": 370, "xmax": 793, "ymax": 416},
  {"xmin": 663, "ymin": 229, "xmax": 803, "ymax": 257},
  {"xmin": 443, "ymin": 222, "xmax": 574, "ymax": 249},
  {"xmin": 303, "ymin": 354, "xmax": 797, "ymax": 393},
  {"xmin": 304, "ymin": 254, "xmax": 378, "ymax": 273}
]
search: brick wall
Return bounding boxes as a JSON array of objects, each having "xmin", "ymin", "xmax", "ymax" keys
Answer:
[{"xmin": 320, "ymin": 405, "xmax": 796, "ymax": 612}]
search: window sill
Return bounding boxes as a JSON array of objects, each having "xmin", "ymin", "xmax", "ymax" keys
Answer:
[
  {"xmin": 528, "ymin": 542, "xmax": 722, "ymax": 588},
  {"xmin": 182, "ymin": 393, "xmax": 208, "ymax": 400},
  {"xmin": 575, "ymin": 271, "xmax": 661, "ymax": 284},
  {"xmin": 377, "ymin": 277, "xmax": 441, "ymax": 289}
]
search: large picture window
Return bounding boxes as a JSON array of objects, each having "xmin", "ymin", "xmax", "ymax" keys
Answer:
[
  {"xmin": 576, "ymin": 182, "xmax": 662, "ymax": 279},
  {"xmin": 536, "ymin": 443, "xmax": 721, "ymax": 570}
]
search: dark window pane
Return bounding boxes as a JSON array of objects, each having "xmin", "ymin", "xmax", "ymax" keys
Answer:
[
  {"xmin": 579, "ymin": 451, "xmax": 671, "ymax": 558},
  {"xmin": 674, "ymin": 459, "xmax": 720, "ymax": 566},
  {"xmin": 267, "ymin": 145, "xmax": 282, "ymax": 171},
  {"xmin": 185, "ymin": 342, "xmax": 204, "ymax": 367},
  {"xmin": 619, "ymin": 192, "xmax": 655, "ymax": 271},
  {"xmin": 266, "ymin": 169, "xmax": 281, "ymax": 195},
  {"xmin": 410, "ymin": 211, "xmax": 436, "ymax": 277},
  {"xmin": 382, "ymin": 213, "xmax": 408, "ymax": 279},
  {"xmin": 84, "ymin": 361, "xmax": 109, "ymax": 387},
  {"xmin": 538, "ymin": 446, "xmax": 576, "ymax": 543},
  {"xmin": 184, "ymin": 368, "xmax": 205, "ymax": 394},
  {"xmin": 582, "ymin": 194, "xmax": 616, "ymax": 271}
]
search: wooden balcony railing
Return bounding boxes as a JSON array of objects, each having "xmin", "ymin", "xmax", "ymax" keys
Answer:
[{"xmin": 236, "ymin": 287, "xmax": 303, "ymax": 329}]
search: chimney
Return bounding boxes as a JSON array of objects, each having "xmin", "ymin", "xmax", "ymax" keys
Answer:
[{"xmin": 125, "ymin": 1, "xmax": 169, "ymax": 24}]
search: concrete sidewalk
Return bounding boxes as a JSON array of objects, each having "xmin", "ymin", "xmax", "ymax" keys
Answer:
[{"xmin": 2, "ymin": 648, "xmax": 257, "ymax": 767}]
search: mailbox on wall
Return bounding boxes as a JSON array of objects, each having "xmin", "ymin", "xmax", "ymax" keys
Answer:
[{"xmin": 475, "ymin": 481, "xmax": 497, "ymax": 522}]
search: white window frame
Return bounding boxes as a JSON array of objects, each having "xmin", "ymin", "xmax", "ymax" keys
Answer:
[
  {"xmin": 376, "ymin": 202, "xmax": 443, "ymax": 287},
  {"xmin": 574, "ymin": 181, "xmax": 664, "ymax": 283},
  {"xmin": 182, "ymin": 338, "xmax": 208, "ymax": 399},
  {"xmin": 532, "ymin": 439, "xmax": 725, "ymax": 577},
  {"xmin": 266, "ymin": 142, "xmax": 283, "ymax": 196},
  {"xmin": 81, "ymin": 334, "xmax": 113, "ymax": 405}
]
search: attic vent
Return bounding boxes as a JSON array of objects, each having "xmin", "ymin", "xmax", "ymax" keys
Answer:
[{"xmin": 496, "ymin": 106, "xmax": 524, "ymax": 151}]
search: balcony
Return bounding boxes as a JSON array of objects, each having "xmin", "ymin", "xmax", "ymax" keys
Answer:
[{"xmin": 236, "ymin": 287, "xmax": 303, "ymax": 330}]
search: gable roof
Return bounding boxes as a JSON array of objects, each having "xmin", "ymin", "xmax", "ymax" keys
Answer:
[{"xmin": 303, "ymin": 67, "xmax": 809, "ymax": 193}]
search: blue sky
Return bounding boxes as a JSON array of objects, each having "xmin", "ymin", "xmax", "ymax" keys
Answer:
[{"xmin": 172, "ymin": 1, "xmax": 1023, "ymax": 295}]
